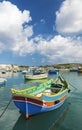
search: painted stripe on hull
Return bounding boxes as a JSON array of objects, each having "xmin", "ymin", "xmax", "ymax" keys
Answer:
[
  {"xmin": 43, "ymin": 90, "xmax": 68, "ymax": 101},
  {"xmin": 14, "ymin": 99, "xmax": 65, "ymax": 115},
  {"xmin": 13, "ymin": 95, "xmax": 67, "ymax": 115},
  {"xmin": 12, "ymin": 94, "xmax": 67, "ymax": 107}
]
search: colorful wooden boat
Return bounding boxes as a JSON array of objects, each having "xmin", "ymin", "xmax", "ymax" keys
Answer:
[
  {"xmin": 11, "ymin": 75, "xmax": 70, "ymax": 119},
  {"xmin": 24, "ymin": 73, "xmax": 48, "ymax": 80}
]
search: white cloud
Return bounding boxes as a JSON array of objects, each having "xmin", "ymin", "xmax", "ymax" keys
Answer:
[
  {"xmin": 40, "ymin": 19, "xmax": 45, "ymax": 24},
  {"xmin": 12, "ymin": 39, "xmax": 36, "ymax": 56},
  {"xmin": 55, "ymin": 0, "xmax": 82, "ymax": 35},
  {"xmin": 0, "ymin": 1, "xmax": 82, "ymax": 65},
  {"xmin": 0, "ymin": 1, "xmax": 33, "ymax": 54},
  {"xmin": 35, "ymin": 35, "xmax": 82, "ymax": 64}
]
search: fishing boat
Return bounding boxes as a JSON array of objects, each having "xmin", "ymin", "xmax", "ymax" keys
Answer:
[
  {"xmin": 24, "ymin": 73, "xmax": 48, "ymax": 80},
  {"xmin": 69, "ymin": 67, "xmax": 78, "ymax": 72},
  {"xmin": 48, "ymin": 69, "xmax": 59, "ymax": 75},
  {"xmin": 11, "ymin": 75, "xmax": 70, "ymax": 119}
]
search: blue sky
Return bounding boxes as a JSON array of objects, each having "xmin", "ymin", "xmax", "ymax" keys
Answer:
[{"xmin": 0, "ymin": 0, "xmax": 82, "ymax": 66}]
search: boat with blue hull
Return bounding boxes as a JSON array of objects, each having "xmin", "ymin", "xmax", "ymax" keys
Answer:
[
  {"xmin": 11, "ymin": 75, "xmax": 70, "ymax": 119},
  {"xmin": 48, "ymin": 69, "xmax": 59, "ymax": 75}
]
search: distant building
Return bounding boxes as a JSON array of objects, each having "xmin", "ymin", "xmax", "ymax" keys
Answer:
[{"xmin": 0, "ymin": 64, "xmax": 20, "ymax": 72}]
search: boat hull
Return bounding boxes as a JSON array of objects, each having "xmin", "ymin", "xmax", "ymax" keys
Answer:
[
  {"xmin": 24, "ymin": 73, "xmax": 48, "ymax": 80},
  {"xmin": 48, "ymin": 69, "xmax": 59, "ymax": 75},
  {"xmin": 12, "ymin": 93, "xmax": 68, "ymax": 118},
  {"xmin": 11, "ymin": 75, "xmax": 70, "ymax": 119},
  {"xmin": 14, "ymin": 100, "xmax": 65, "ymax": 115}
]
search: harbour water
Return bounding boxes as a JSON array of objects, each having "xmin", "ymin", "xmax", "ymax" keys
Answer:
[{"xmin": 0, "ymin": 71, "xmax": 82, "ymax": 130}]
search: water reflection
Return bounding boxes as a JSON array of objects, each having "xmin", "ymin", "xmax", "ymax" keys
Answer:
[
  {"xmin": 0, "ymin": 84, "xmax": 6, "ymax": 89},
  {"xmin": 77, "ymin": 72, "xmax": 82, "ymax": 76},
  {"xmin": 13, "ymin": 102, "xmax": 69, "ymax": 130}
]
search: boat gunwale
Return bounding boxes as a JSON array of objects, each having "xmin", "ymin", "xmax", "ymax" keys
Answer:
[
  {"xmin": 11, "ymin": 79, "xmax": 53, "ymax": 93},
  {"xmin": 12, "ymin": 87, "xmax": 68, "ymax": 99},
  {"xmin": 11, "ymin": 77, "xmax": 70, "ymax": 99}
]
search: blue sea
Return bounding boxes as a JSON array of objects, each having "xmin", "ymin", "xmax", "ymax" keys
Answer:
[{"xmin": 0, "ymin": 71, "xmax": 82, "ymax": 130}]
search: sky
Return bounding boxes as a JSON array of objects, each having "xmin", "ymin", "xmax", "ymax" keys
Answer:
[{"xmin": 0, "ymin": 0, "xmax": 82, "ymax": 66}]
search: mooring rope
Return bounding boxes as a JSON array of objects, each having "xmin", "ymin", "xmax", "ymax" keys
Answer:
[
  {"xmin": 49, "ymin": 73, "xmax": 77, "ymax": 129},
  {"xmin": 0, "ymin": 98, "xmax": 12, "ymax": 118},
  {"xmin": 60, "ymin": 73, "xmax": 78, "ymax": 90}
]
